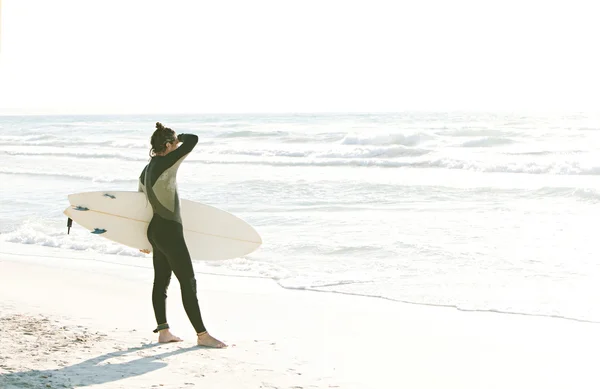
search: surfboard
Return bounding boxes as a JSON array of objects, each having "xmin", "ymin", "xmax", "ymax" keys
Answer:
[{"xmin": 63, "ymin": 191, "xmax": 262, "ymax": 261}]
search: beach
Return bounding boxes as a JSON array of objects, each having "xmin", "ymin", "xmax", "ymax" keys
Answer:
[
  {"xmin": 1, "ymin": 112, "xmax": 600, "ymax": 388},
  {"xmin": 1, "ymin": 241, "xmax": 598, "ymax": 389}
]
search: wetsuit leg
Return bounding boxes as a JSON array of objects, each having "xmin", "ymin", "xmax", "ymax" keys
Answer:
[
  {"xmin": 151, "ymin": 247, "xmax": 172, "ymax": 327},
  {"xmin": 148, "ymin": 217, "xmax": 173, "ymax": 328},
  {"xmin": 148, "ymin": 216, "xmax": 207, "ymax": 334}
]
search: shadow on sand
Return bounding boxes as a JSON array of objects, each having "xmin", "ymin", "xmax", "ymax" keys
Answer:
[{"xmin": 0, "ymin": 342, "xmax": 201, "ymax": 388}]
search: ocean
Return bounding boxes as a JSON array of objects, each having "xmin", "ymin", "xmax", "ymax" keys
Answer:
[{"xmin": 1, "ymin": 112, "xmax": 599, "ymax": 322}]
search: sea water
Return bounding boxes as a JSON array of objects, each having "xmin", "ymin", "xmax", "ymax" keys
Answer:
[{"xmin": 1, "ymin": 112, "xmax": 599, "ymax": 322}]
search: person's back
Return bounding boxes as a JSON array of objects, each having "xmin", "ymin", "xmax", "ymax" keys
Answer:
[{"xmin": 138, "ymin": 131, "xmax": 198, "ymax": 224}]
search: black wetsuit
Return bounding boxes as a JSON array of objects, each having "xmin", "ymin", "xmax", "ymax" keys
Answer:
[{"xmin": 138, "ymin": 133, "xmax": 206, "ymax": 334}]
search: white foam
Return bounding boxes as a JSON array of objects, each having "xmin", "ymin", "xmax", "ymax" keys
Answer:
[
  {"xmin": 317, "ymin": 145, "xmax": 430, "ymax": 158},
  {"xmin": 0, "ymin": 149, "xmax": 147, "ymax": 162},
  {"xmin": 0, "ymin": 168, "xmax": 136, "ymax": 183},
  {"xmin": 460, "ymin": 137, "xmax": 516, "ymax": 147},
  {"xmin": 341, "ymin": 132, "xmax": 431, "ymax": 146},
  {"xmin": 0, "ymin": 220, "xmax": 146, "ymax": 258}
]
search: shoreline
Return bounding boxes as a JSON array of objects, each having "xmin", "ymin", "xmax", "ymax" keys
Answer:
[
  {"xmin": 1, "ymin": 242, "xmax": 599, "ymax": 388},
  {"xmin": 3, "ymin": 240, "xmax": 596, "ymax": 325}
]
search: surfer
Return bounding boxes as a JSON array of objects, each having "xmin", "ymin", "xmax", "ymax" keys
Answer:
[{"xmin": 138, "ymin": 122, "xmax": 227, "ymax": 348}]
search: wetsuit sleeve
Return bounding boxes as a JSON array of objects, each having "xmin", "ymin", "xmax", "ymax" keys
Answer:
[{"xmin": 160, "ymin": 133, "xmax": 198, "ymax": 168}]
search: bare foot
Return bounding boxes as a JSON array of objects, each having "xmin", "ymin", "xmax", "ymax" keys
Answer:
[
  {"xmin": 140, "ymin": 249, "xmax": 151, "ymax": 254},
  {"xmin": 197, "ymin": 331, "xmax": 227, "ymax": 348},
  {"xmin": 158, "ymin": 329, "xmax": 183, "ymax": 343}
]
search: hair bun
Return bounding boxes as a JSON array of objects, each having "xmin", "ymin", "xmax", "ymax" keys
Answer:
[{"xmin": 156, "ymin": 122, "xmax": 165, "ymax": 131}]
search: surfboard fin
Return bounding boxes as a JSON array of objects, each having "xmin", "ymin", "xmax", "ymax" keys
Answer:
[
  {"xmin": 67, "ymin": 217, "xmax": 73, "ymax": 234},
  {"xmin": 103, "ymin": 193, "xmax": 116, "ymax": 199}
]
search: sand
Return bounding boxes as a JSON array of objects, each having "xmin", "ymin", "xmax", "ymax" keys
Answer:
[{"xmin": 1, "ymin": 241, "xmax": 599, "ymax": 389}]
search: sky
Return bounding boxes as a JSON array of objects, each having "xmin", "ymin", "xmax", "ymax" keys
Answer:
[{"xmin": 0, "ymin": 0, "xmax": 598, "ymax": 115}]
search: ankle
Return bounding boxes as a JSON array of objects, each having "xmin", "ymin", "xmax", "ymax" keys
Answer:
[{"xmin": 153, "ymin": 323, "xmax": 170, "ymax": 333}]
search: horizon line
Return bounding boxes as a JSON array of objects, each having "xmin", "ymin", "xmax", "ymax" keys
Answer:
[{"xmin": 1, "ymin": 108, "xmax": 599, "ymax": 117}]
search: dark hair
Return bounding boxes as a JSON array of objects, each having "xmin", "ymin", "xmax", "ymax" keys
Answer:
[{"xmin": 149, "ymin": 122, "xmax": 176, "ymax": 157}]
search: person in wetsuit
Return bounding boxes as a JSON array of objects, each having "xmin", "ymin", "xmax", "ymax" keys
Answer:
[{"xmin": 138, "ymin": 122, "xmax": 226, "ymax": 348}]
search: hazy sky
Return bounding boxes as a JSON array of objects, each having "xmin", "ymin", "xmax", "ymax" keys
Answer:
[{"xmin": 0, "ymin": 0, "xmax": 598, "ymax": 114}]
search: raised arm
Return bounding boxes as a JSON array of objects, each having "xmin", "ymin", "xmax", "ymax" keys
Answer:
[{"xmin": 161, "ymin": 133, "xmax": 198, "ymax": 167}]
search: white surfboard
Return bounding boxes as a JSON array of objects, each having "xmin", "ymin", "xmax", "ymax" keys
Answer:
[{"xmin": 63, "ymin": 191, "xmax": 262, "ymax": 261}]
